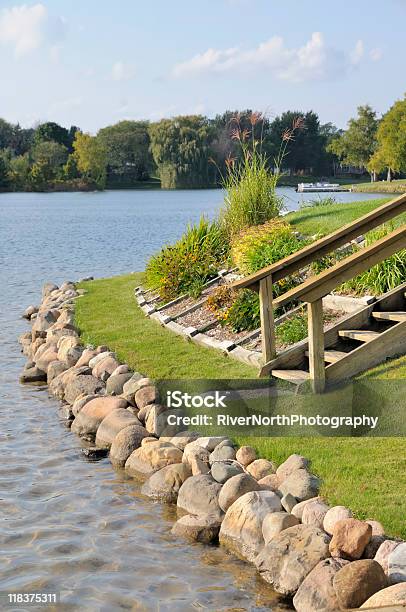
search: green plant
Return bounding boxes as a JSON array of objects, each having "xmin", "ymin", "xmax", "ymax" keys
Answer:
[
  {"xmin": 276, "ymin": 311, "xmax": 308, "ymax": 346},
  {"xmin": 300, "ymin": 196, "xmax": 338, "ymax": 209},
  {"xmin": 226, "ymin": 289, "xmax": 260, "ymax": 332},
  {"xmin": 341, "ymin": 224, "xmax": 406, "ymax": 295},
  {"xmin": 145, "ymin": 217, "xmax": 228, "ymax": 301},
  {"xmin": 219, "ymin": 114, "xmax": 303, "ymax": 237}
]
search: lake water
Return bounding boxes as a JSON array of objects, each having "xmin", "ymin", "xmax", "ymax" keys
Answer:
[{"xmin": 0, "ymin": 187, "xmax": 383, "ymax": 610}]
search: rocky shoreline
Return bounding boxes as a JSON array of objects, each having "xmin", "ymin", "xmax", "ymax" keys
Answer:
[{"xmin": 19, "ymin": 280, "xmax": 406, "ymax": 611}]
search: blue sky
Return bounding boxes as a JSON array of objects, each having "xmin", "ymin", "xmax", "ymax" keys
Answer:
[{"xmin": 0, "ymin": 0, "xmax": 405, "ymax": 132}]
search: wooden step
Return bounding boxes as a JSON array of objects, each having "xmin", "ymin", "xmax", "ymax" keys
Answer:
[
  {"xmin": 305, "ymin": 349, "xmax": 348, "ymax": 364},
  {"xmin": 339, "ymin": 330, "xmax": 381, "ymax": 342},
  {"xmin": 271, "ymin": 369, "xmax": 309, "ymax": 384},
  {"xmin": 372, "ymin": 311, "xmax": 406, "ymax": 322}
]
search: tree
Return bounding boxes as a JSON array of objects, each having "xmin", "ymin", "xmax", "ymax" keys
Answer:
[
  {"xmin": 328, "ymin": 105, "xmax": 378, "ymax": 180},
  {"xmin": 8, "ymin": 154, "xmax": 31, "ymax": 190},
  {"xmin": 368, "ymin": 95, "xmax": 406, "ymax": 181},
  {"xmin": 0, "ymin": 154, "xmax": 10, "ymax": 188},
  {"xmin": 149, "ymin": 115, "xmax": 213, "ymax": 188},
  {"xmin": 31, "ymin": 141, "xmax": 68, "ymax": 181},
  {"xmin": 73, "ymin": 132, "xmax": 107, "ymax": 188},
  {"xmin": 97, "ymin": 120, "xmax": 152, "ymax": 183},
  {"xmin": 34, "ymin": 121, "xmax": 72, "ymax": 150}
]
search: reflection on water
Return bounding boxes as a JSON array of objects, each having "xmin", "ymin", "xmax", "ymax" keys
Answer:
[{"xmin": 0, "ymin": 190, "xmax": 300, "ymax": 609}]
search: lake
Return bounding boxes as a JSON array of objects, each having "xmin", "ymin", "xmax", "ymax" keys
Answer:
[{"xmin": 0, "ymin": 187, "xmax": 383, "ymax": 610}]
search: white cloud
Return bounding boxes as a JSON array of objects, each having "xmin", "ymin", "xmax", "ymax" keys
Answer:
[
  {"xmin": 370, "ymin": 47, "xmax": 383, "ymax": 62},
  {"xmin": 111, "ymin": 61, "xmax": 135, "ymax": 81},
  {"xmin": 0, "ymin": 3, "xmax": 47, "ymax": 57},
  {"xmin": 172, "ymin": 32, "xmax": 348, "ymax": 83},
  {"xmin": 350, "ymin": 39, "xmax": 364, "ymax": 65}
]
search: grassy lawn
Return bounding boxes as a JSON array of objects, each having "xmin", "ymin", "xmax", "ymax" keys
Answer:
[
  {"xmin": 75, "ymin": 197, "xmax": 406, "ymax": 537},
  {"xmin": 351, "ymin": 179, "xmax": 406, "ymax": 194}
]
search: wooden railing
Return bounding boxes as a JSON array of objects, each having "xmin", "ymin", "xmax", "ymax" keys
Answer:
[{"xmin": 231, "ymin": 193, "xmax": 406, "ymax": 392}]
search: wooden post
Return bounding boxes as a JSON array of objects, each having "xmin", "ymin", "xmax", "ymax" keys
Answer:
[
  {"xmin": 307, "ymin": 299, "xmax": 325, "ymax": 393},
  {"xmin": 259, "ymin": 275, "xmax": 276, "ymax": 365}
]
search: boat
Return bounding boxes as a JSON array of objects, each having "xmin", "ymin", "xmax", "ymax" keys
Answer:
[{"xmin": 296, "ymin": 182, "xmax": 349, "ymax": 193}]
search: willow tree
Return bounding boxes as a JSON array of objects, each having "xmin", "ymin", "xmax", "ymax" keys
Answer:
[{"xmin": 149, "ymin": 115, "xmax": 213, "ymax": 188}]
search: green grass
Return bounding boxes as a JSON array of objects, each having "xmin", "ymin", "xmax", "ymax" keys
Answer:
[
  {"xmin": 75, "ymin": 273, "xmax": 256, "ymax": 379},
  {"xmin": 75, "ymin": 197, "xmax": 406, "ymax": 537},
  {"xmin": 278, "ymin": 175, "xmax": 366, "ymax": 187},
  {"xmin": 351, "ymin": 179, "xmax": 406, "ymax": 194}
]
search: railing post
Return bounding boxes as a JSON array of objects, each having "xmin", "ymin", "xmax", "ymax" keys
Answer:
[
  {"xmin": 259, "ymin": 275, "xmax": 276, "ymax": 365},
  {"xmin": 307, "ymin": 299, "xmax": 325, "ymax": 393}
]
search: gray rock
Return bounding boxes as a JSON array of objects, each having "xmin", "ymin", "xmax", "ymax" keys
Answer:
[
  {"xmin": 218, "ymin": 472, "xmax": 261, "ymax": 513},
  {"xmin": 276, "ymin": 454, "xmax": 310, "ymax": 482},
  {"xmin": 109, "ymin": 424, "xmax": 149, "ymax": 467},
  {"xmin": 388, "ymin": 542, "xmax": 406, "ymax": 584},
  {"xmin": 281, "ymin": 493, "xmax": 297, "ymax": 513},
  {"xmin": 42, "ymin": 282, "xmax": 58, "ymax": 298},
  {"xmin": 141, "ymin": 463, "xmax": 191, "ymax": 503},
  {"xmin": 211, "ymin": 461, "xmax": 243, "ymax": 484},
  {"xmin": 95, "ymin": 408, "xmax": 141, "ymax": 449},
  {"xmin": 262, "ymin": 512, "xmax": 300, "ymax": 545},
  {"xmin": 64, "ymin": 375, "xmax": 105, "ymax": 405},
  {"xmin": 255, "ymin": 524, "xmax": 331, "ymax": 596},
  {"xmin": 301, "ymin": 499, "xmax": 330, "ymax": 529},
  {"xmin": 20, "ymin": 366, "xmax": 46, "ymax": 383},
  {"xmin": 177, "ymin": 474, "xmax": 223, "ymax": 519},
  {"xmin": 209, "ymin": 445, "xmax": 236, "ymax": 464},
  {"xmin": 360, "ymin": 583, "xmax": 406, "ymax": 608},
  {"xmin": 106, "ymin": 372, "xmax": 133, "ymax": 395},
  {"xmin": 23, "ymin": 305, "xmax": 38, "ymax": 319},
  {"xmin": 171, "ymin": 514, "xmax": 221, "ymax": 544},
  {"xmin": 278, "ymin": 469, "xmax": 321, "ymax": 501},
  {"xmin": 375, "ymin": 540, "xmax": 401, "ymax": 574},
  {"xmin": 293, "ymin": 558, "xmax": 349, "ymax": 612}
]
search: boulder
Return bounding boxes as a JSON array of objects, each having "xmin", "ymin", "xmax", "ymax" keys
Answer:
[
  {"xmin": 262, "ymin": 512, "xmax": 300, "ymax": 545},
  {"xmin": 23, "ymin": 305, "xmax": 38, "ymax": 319},
  {"xmin": 388, "ymin": 542, "xmax": 406, "ymax": 584},
  {"xmin": 111, "ymin": 364, "xmax": 130, "ymax": 377},
  {"xmin": 109, "ymin": 424, "xmax": 150, "ymax": 467},
  {"xmin": 301, "ymin": 499, "xmax": 330, "ymax": 529},
  {"xmin": 177, "ymin": 474, "xmax": 223, "ymax": 519},
  {"xmin": 258, "ymin": 474, "xmax": 279, "ymax": 491},
  {"xmin": 209, "ymin": 444, "xmax": 236, "ymax": 464},
  {"xmin": 375, "ymin": 540, "xmax": 400, "ymax": 574},
  {"xmin": 141, "ymin": 436, "xmax": 158, "ymax": 446},
  {"xmin": 281, "ymin": 493, "xmax": 297, "ymax": 513},
  {"xmin": 278, "ymin": 469, "xmax": 321, "ymax": 502},
  {"xmin": 138, "ymin": 402, "xmax": 165, "ymax": 424},
  {"xmin": 122, "ymin": 373, "xmax": 146, "ymax": 396},
  {"xmin": 42, "ymin": 282, "xmax": 58, "ymax": 298},
  {"xmin": 20, "ymin": 366, "xmax": 46, "ymax": 383},
  {"xmin": 333, "ymin": 559, "xmax": 388, "ymax": 609},
  {"xmin": 255, "ymin": 524, "xmax": 331, "ymax": 596},
  {"xmin": 360, "ymin": 583, "xmax": 406, "ymax": 608},
  {"xmin": 211, "ymin": 461, "xmax": 243, "ymax": 484},
  {"xmin": 141, "ymin": 462, "xmax": 191, "ymax": 503},
  {"xmin": 47, "ymin": 360, "xmax": 68, "ymax": 383},
  {"xmin": 171, "ymin": 514, "xmax": 221, "ymax": 544},
  {"xmin": 75, "ymin": 348, "xmax": 99, "ymax": 368},
  {"xmin": 32, "ymin": 309, "xmax": 57, "ymax": 338},
  {"xmin": 276, "ymin": 454, "xmax": 310, "ymax": 482},
  {"xmin": 92, "ymin": 355, "xmax": 120, "ymax": 379},
  {"xmin": 182, "ymin": 443, "xmax": 210, "ymax": 468},
  {"xmin": 329, "ymin": 518, "xmax": 372, "ymax": 560},
  {"xmin": 134, "ymin": 384, "xmax": 159, "ymax": 409},
  {"xmin": 64, "ymin": 345, "xmax": 84, "ymax": 368},
  {"xmin": 71, "ymin": 396, "xmax": 127, "ymax": 439},
  {"xmin": 293, "ymin": 557, "xmax": 349, "ymax": 612},
  {"xmin": 145, "ymin": 407, "xmax": 183, "ymax": 437},
  {"xmin": 169, "ymin": 431, "xmax": 200, "ymax": 450},
  {"xmin": 64, "ymin": 374, "xmax": 105, "ymax": 405},
  {"xmin": 246, "ymin": 459, "xmax": 276, "ymax": 480},
  {"xmin": 186, "ymin": 436, "xmax": 230, "ymax": 452},
  {"xmin": 363, "ymin": 535, "xmax": 386, "ymax": 559},
  {"xmin": 57, "ymin": 335, "xmax": 81, "ymax": 362},
  {"xmin": 106, "ymin": 372, "xmax": 133, "ymax": 396},
  {"xmin": 366, "ymin": 519, "xmax": 385, "ymax": 536},
  {"xmin": 190, "ymin": 456, "xmax": 210, "ymax": 476},
  {"xmin": 291, "ymin": 497, "xmax": 322, "ymax": 520},
  {"xmin": 36, "ymin": 347, "xmax": 59, "ymax": 372},
  {"xmin": 323, "ymin": 506, "xmax": 353, "ymax": 535},
  {"xmin": 72, "ymin": 394, "xmax": 100, "ymax": 416},
  {"xmin": 95, "ymin": 408, "xmax": 140, "ymax": 449},
  {"xmin": 219, "ymin": 490, "xmax": 282, "ymax": 562},
  {"xmin": 125, "ymin": 441, "xmax": 183, "ymax": 476},
  {"xmin": 235, "ymin": 446, "xmax": 257, "ymax": 466},
  {"xmin": 88, "ymin": 351, "xmax": 115, "ymax": 369},
  {"xmin": 218, "ymin": 473, "xmax": 261, "ymax": 513}
]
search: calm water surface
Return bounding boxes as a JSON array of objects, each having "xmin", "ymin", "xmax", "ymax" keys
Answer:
[{"xmin": 0, "ymin": 188, "xmax": 383, "ymax": 610}]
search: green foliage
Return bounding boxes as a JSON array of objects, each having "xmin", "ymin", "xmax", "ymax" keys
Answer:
[
  {"xmin": 8, "ymin": 154, "xmax": 31, "ymax": 190},
  {"xmin": 73, "ymin": 132, "xmax": 107, "ymax": 188},
  {"xmin": 0, "ymin": 154, "xmax": 10, "ymax": 188},
  {"xmin": 342, "ymin": 224, "xmax": 406, "ymax": 295},
  {"xmin": 63, "ymin": 154, "xmax": 80, "ymax": 180},
  {"xmin": 31, "ymin": 141, "xmax": 68, "ymax": 181},
  {"xmin": 98, "ymin": 120, "xmax": 152, "ymax": 183},
  {"xmin": 368, "ymin": 95, "xmax": 406, "ymax": 179},
  {"xmin": 276, "ymin": 311, "xmax": 308, "ymax": 346},
  {"xmin": 145, "ymin": 218, "xmax": 228, "ymax": 301},
  {"xmin": 34, "ymin": 121, "xmax": 73, "ymax": 150},
  {"xmin": 328, "ymin": 105, "xmax": 378, "ymax": 173},
  {"xmin": 226, "ymin": 290, "xmax": 260, "ymax": 332},
  {"xmin": 300, "ymin": 196, "xmax": 338, "ymax": 209},
  {"xmin": 149, "ymin": 115, "xmax": 214, "ymax": 188}
]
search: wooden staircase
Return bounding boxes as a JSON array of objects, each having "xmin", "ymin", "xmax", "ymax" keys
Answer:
[
  {"xmin": 268, "ymin": 284, "xmax": 406, "ymax": 388},
  {"xmin": 231, "ymin": 194, "xmax": 406, "ymax": 392}
]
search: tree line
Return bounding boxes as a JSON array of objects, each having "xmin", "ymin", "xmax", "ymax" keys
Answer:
[{"xmin": 0, "ymin": 94, "xmax": 405, "ymax": 192}]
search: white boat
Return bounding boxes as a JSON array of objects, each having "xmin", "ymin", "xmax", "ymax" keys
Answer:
[{"xmin": 296, "ymin": 182, "xmax": 348, "ymax": 193}]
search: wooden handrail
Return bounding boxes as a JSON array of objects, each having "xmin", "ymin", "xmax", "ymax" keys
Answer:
[
  {"xmin": 273, "ymin": 225, "xmax": 406, "ymax": 308},
  {"xmin": 231, "ymin": 193, "xmax": 406, "ymax": 291}
]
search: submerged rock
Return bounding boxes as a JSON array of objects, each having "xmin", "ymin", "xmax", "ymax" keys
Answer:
[
  {"xmin": 171, "ymin": 514, "xmax": 221, "ymax": 544},
  {"xmin": 109, "ymin": 424, "xmax": 150, "ymax": 467}
]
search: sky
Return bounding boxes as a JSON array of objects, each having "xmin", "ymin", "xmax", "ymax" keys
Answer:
[{"xmin": 0, "ymin": 0, "xmax": 405, "ymax": 133}]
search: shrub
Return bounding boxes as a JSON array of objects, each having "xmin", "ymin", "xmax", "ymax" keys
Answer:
[
  {"xmin": 341, "ymin": 224, "xmax": 406, "ymax": 295},
  {"xmin": 145, "ymin": 217, "xmax": 228, "ymax": 301},
  {"xmin": 300, "ymin": 196, "xmax": 338, "ymax": 209},
  {"xmin": 207, "ymin": 285, "xmax": 260, "ymax": 332},
  {"xmin": 276, "ymin": 311, "xmax": 308, "ymax": 346}
]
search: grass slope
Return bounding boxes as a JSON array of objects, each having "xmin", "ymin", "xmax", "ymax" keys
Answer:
[
  {"xmin": 352, "ymin": 179, "xmax": 406, "ymax": 194},
  {"xmin": 75, "ymin": 197, "xmax": 406, "ymax": 536}
]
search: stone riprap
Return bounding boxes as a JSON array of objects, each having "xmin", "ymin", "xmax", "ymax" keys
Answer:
[{"xmin": 18, "ymin": 280, "xmax": 406, "ymax": 611}]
